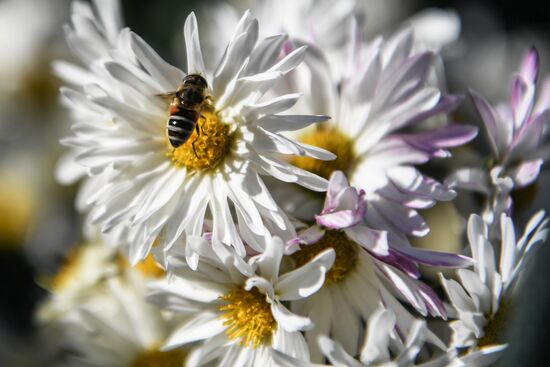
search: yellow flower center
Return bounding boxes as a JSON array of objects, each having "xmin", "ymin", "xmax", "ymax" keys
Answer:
[
  {"xmin": 219, "ymin": 286, "xmax": 277, "ymax": 348},
  {"xmin": 117, "ymin": 253, "xmax": 166, "ymax": 278},
  {"xmin": 131, "ymin": 348, "xmax": 187, "ymax": 367},
  {"xmin": 478, "ymin": 301, "xmax": 511, "ymax": 347},
  {"xmin": 167, "ymin": 108, "xmax": 234, "ymax": 171},
  {"xmin": 291, "ymin": 126, "xmax": 356, "ymax": 180},
  {"xmin": 292, "ymin": 230, "xmax": 358, "ymax": 284},
  {"xmin": 51, "ymin": 247, "xmax": 82, "ymax": 292}
]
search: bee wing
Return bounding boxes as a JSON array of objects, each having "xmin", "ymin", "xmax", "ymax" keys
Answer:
[{"xmin": 155, "ymin": 91, "xmax": 177, "ymax": 101}]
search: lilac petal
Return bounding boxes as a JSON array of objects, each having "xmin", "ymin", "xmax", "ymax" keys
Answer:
[
  {"xmin": 377, "ymin": 264, "xmax": 427, "ymax": 315},
  {"xmin": 519, "ymin": 46, "xmax": 539, "ymax": 83},
  {"xmin": 287, "ymin": 225, "xmax": 325, "ymax": 250},
  {"xmin": 417, "ymin": 281, "xmax": 447, "ymax": 318},
  {"xmin": 344, "ymin": 226, "xmax": 389, "ymax": 256},
  {"xmin": 403, "ymin": 94, "xmax": 463, "ymax": 127},
  {"xmin": 470, "ymin": 90, "xmax": 500, "ymax": 158},
  {"xmin": 400, "ymin": 125, "xmax": 478, "ymax": 158},
  {"xmin": 375, "ymin": 248, "xmax": 421, "ymax": 278},
  {"xmin": 316, "ymin": 210, "xmax": 360, "ymax": 229},
  {"xmin": 508, "ymin": 159, "xmax": 543, "ymax": 188},
  {"xmin": 324, "ymin": 171, "xmax": 350, "ymax": 212},
  {"xmin": 511, "ymin": 75, "xmax": 534, "ymax": 129},
  {"xmin": 393, "ymin": 245, "xmax": 473, "ymax": 268},
  {"xmin": 508, "ymin": 110, "xmax": 548, "ymax": 160}
]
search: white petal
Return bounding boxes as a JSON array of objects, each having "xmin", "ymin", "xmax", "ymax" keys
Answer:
[
  {"xmin": 163, "ymin": 312, "xmax": 225, "ymax": 349},
  {"xmin": 271, "ymin": 302, "xmax": 313, "ymax": 332},
  {"xmin": 277, "ymin": 249, "xmax": 335, "ymax": 301},
  {"xmin": 183, "ymin": 12, "xmax": 206, "ymax": 75}
]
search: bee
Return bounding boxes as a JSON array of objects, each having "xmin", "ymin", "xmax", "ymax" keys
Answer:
[{"xmin": 157, "ymin": 74, "xmax": 212, "ymax": 155}]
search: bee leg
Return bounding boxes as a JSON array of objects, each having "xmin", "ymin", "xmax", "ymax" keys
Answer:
[
  {"xmin": 192, "ymin": 123, "xmax": 201, "ymax": 158},
  {"xmin": 192, "ymin": 141, "xmax": 199, "ymax": 158}
]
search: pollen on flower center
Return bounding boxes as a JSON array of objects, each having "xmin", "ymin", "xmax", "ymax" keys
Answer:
[
  {"xmin": 117, "ymin": 253, "xmax": 166, "ymax": 278},
  {"xmin": 219, "ymin": 286, "xmax": 277, "ymax": 348},
  {"xmin": 52, "ymin": 247, "xmax": 82, "ymax": 292},
  {"xmin": 291, "ymin": 126, "xmax": 356, "ymax": 180},
  {"xmin": 478, "ymin": 300, "xmax": 511, "ymax": 347},
  {"xmin": 131, "ymin": 347, "xmax": 187, "ymax": 367},
  {"xmin": 292, "ymin": 230, "xmax": 358, "ymax": 284},
  {"xmin": 167, "ymin": 109, "xmax": 234, "ymax": 171}
]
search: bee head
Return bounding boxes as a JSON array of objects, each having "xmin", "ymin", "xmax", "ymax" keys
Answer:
[{"xmin": 182, "ymin": 74, "xmax": 208, "ymax": 89}]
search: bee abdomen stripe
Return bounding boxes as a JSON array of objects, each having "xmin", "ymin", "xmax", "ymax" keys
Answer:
[
  {"xmin": 169, "ymin": 117, "xmax": 195, "ymax": 130},
  {"xmin": 168, "ymin": 125, "xmax": 193, "ymax": 133}
]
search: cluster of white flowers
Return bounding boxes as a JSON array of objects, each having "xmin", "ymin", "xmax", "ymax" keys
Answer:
[{"xmin": 37, "ymin": 0, "xmax": 549, "ymax": 366}]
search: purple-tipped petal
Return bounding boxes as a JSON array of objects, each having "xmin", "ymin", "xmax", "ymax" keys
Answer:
[
  {"xmin": 324, "ymin": 171, "xmax": 351, "ymax": 212},
  {"xmin": 287, "ymin": 225, "xmax": 325, "ymax": 249},
  {"xmin": 376, "ymin": 248, "xmax": 421, "ymax": 278},
  {"xmin": 393, "ymin": 246, "xmax": 473, "ymax": 268},
  {"xmin": 470, "ymin": 90, "xmax": 500, "ymax": 157},
  {"xmin": 417, "ymin": 281, "xmax": 447, "ymax": 318},
  {"xmin": 520, "ymin": 46, "xmax": 539, "ymax": 83},
  {"xmin": 400, "ymin": 124, "xmax": 478, "ymax": 156},
  {"xmin": 404, "ymin": 94, "xmax": 463, "ymax": 126},
  {"xmin": 316, "ymin": 210, "xmax": 360, "ymax": 229},
  {"xmin": 345, "ymin": 225, "xmax": 389, "ymax": 256},
  {"xmin": 511, "ymin": 75, "xmax": 534, "ymax": 129},
  {"xmin": 508, "ymin": 110, "xmax": 547, "ymax": 160}
]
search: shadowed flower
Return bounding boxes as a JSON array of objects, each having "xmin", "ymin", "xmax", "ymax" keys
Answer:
[
  {"xmin": 441, "ymin": 211, "xmax": 548, "ymax": 350},
  {"xmin": 448, "ymin": 48, "xmax": 550, "ymax": 222}
]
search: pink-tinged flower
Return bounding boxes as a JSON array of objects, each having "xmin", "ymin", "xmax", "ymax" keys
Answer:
[
  {"xmin": 287, "ymin": 171, "xmax": 472, "ymax": 361},
  {"xmin": 280, "ymin": 25, "xmax": 477, "ymax": 242},
  {"xmin": 448, "ymin": 47, "xmax": 550, "ymax": 196}
]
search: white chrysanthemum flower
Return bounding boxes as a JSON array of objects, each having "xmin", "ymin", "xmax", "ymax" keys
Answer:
[
  {"xmin": 274, "ymin": 307, "xmax": 460, "ymax": 367},
  {"xmin": 57, "ymin": 5, "xmax": 335, "ymax": 264},
  {"xmin": 441, "ymin": 211, "xmax": 548, "ymax": 350},
  {"xmin": 201, "ymin": 0, "xmax": 359, "ymax": 73},
  {"xmin": 37, "ymin": 242, "xmax": 119, "ymax": 322},
  {"xmin": 37, "ymin": 241, "xmax": 166, "ymax": 323},
  {"xmin": 50, "ymin": 269, "xmax": 185, "ymax": 367},
  {"xmin": 147, "ymin": 236, "xmax": 335, "ymax": 366}
]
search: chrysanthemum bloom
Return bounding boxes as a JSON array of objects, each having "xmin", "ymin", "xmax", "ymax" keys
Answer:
[
  {"xmin": 49, "ymin": 269, "xmax": 186, "ymax": 367},
  {"xmin": 37, "ymin": 241, "xmax": 165, "ymax": 323},
  {"xmin": 279, "ymin": 26, "xmax": 477, "ymax": 242},
  {"xmin": 147, "ymin": 236, "xmax": 334, "ymax": 366},
  {"xmin": 274, "ymin": 307, "xmax": 458, "ymax": 367},
  {"xmin": 448, "ymin": 48, "xmax": 550, "ymax": 221},
  {"xmin": 57, "ymin": 5, "xmax": 335, "ymax": 264},
  {"xmin": 202, "ymin": 0, "xmax": 359, "ymax": 73},
  {"xmin": 441, "ymin": 211, "xmax": 548, "ymax": 352},
  {"xmin": 288, "ymin": 171, "xmax": 472, "ymax": 360}
]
